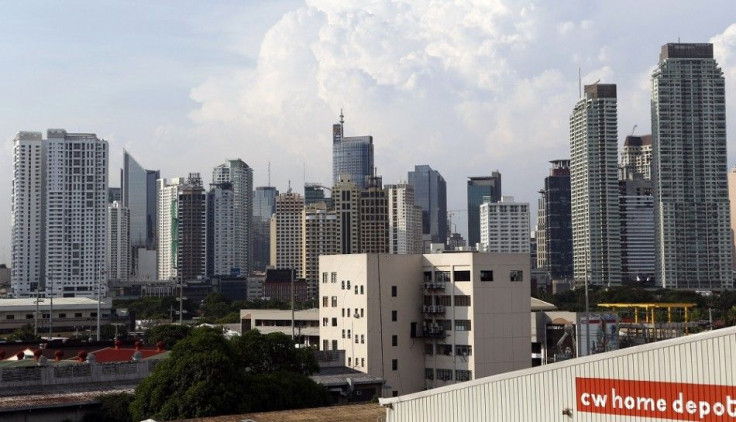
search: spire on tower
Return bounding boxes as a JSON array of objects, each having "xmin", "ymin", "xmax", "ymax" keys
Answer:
[{"xmin": 339, "ymin": 109, "xmax": 344, "ymax": 125}]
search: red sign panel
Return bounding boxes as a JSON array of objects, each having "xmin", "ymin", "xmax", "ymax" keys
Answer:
[{"xmin": 576, "ymin": 377, "xmax": 736, "ymax": 421}]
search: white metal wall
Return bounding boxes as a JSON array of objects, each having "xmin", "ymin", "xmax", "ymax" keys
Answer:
[{"xmin": 381, "ymin": 326, "xmax": 736, "ymax": 421}]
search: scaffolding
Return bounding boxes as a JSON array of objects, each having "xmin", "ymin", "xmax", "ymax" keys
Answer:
[{"xmin": 597, "ymin": 302, "xmax": 698, "ymax": 346}]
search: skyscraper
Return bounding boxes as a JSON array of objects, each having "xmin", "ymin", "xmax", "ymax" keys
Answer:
[
  {"xmin": 302, "ymin": 202, "xmax": 339, "ymax": 298},
  {"xmin": 213, "ymin": 159, "xmax": 253, "ymax": 276},
  {"xmin": 536, "ymin": 160, "xmax": 573, "ymax": 280},
  {"xmin": 359, "ymin": 176, "xmax": 389, "ymax": 254},
  {"xmin": 332, "ymin": 112, "xmax": 374, "ymax": 189},
  {"xmin": 122, "ymin": 151, "xmax": 159, "ymax": 248},
  {"xmin": 479, "ymin": 196, "xmax": 530, "ymax": 253},
  {"xmin": 270, "ymin": 191, "xmax": 304, "ymax": 274},
  {"xmin": 206, "ymin": 182, "xmax": 235, "ymax": 277},
  {"xmin": 570, "ymin": 84, "xmax": 621, "ymax": 286},
  {"xmin": 157, "ymin": 177, "xmax": 185, "ymax": 280},
  {"xmin": 177, "ymin": 173, "xmax": 207, "ymax": 281},
  {"xmin": 651, "ymin": 43, "xmax": 732, "ymax": 289},
  {"xmin": 252, "ymin": 186, "xmax": 278, "ymax": 272},
  {"xmin": 12, "ymin": 130, "xmax": 109, "ymax": 298},
  {"xmin": 466, "ymin": 172, "xmax": 501, "ymax": 248},
  {"xmin": 408, "ymin": 165, "xmax": 447, "ymax": 246},
  {"xmin": 107, "ymin": 201, "xmax": 130, "ymax": 282},
  {"xmin": 618, "ymin": 166, "xmax": 654, "ymax": 284},
  {"xmin": 620, "ymin": 135, "xmax": 652, "ymax": 181},
  {"xmin": 386, "ymin": 183, "xmax": 423, "ymax": 254},
  {"xmin": 332, "ymin": 175, "xmax": 361, "ymax": 254}
]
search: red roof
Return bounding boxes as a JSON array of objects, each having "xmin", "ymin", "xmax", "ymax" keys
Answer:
[{"xmin": 92, "ymin": 347, "xmax": 165, "ymax": 363}]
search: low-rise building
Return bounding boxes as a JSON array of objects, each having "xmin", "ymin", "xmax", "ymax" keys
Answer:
[{"xmin": 0, "ymin": 298, "xmax": 112, "ymax": 334}]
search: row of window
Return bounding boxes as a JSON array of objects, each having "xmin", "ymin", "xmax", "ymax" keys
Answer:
[
  {"xmin": 425, "ymin": 344, "xmax": 472, "ymax": 356},
  {"xmin": 5, "ymin": 312, "xmax": 97, "ymax": 320},
  {"xmin": 425, "ymin": 368, "xmax": 472, "ymax": 382}
]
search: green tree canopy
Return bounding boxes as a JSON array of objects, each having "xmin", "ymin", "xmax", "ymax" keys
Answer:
[
  {"xmin": 130, "ymin": 327, "xmax": 329, "ymax": 421},
  {"xmin": 144, "ymin": 324, "xmax": 192, "ymax": 349},
  {"xmin": 7, "ymin": 324, "xmax": 40, "ymax": 341}
]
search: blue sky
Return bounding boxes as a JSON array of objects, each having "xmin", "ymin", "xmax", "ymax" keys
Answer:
[{"xmin": 2, "ymin": 1, "xmax": 736, "ymax": 262}]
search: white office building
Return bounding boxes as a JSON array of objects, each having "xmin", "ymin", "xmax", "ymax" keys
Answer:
[
  {"xmin": 270, "ymin": 191, "xmax": 304, "ymax": 275},
  {"xmin": 479, "ymin": 196, "xmax": 530, "ymax": 253},
  {"xmin": 213, "ymin": 159, "xmax": 253, "ymax": 276},
  {"xmin": 570, "ymin": 84, "xmax": 621, "ymax": 286},
  {"xmin": 12, "ymin": 130, "xmax": 108, "ymax": 299},
  {"xmin": 156, "ymin": 177, "xmax": 185, "ymax": 280},
  {"xmin": 386, "ymin": 183, "xmax": 423, "ymax": 255},
  {"xmin": 319, "ymin": 252, "xmax": 530, "ymax": 397}
]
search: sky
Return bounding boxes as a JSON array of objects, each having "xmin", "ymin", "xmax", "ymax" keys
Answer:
[{"xmin": 2, "ymin": 1, "xmax": 736, "ymax": 263}]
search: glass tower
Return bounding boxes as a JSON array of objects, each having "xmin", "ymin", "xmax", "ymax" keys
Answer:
[
  {"xmin": 408, "ymin": 165, "xmax": 447, "ymax": 244},
  {"xmin": 332, "ymin": 112, "xmax": 374, "ymax": 189}
]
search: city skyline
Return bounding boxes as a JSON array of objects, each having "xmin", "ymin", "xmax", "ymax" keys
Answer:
[{"xmin": 2, "ymin": 2, "xmax": 736, "ymax": 262}]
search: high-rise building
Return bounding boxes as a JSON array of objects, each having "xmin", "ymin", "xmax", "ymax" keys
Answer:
[
  {"xmin": 359, "ymin": 176, "xmax": 389, "ymax": 254},
  {"xmin": 108, "ymin": 187, "xmax": 121, "ymax": 204},
  {"xmin": 270, "ymin": 191, "xmax": 304, "ymax": 275},
  {"xmin": 12, "ymin": 130, "xmax": 109, "ymax": 298},
  {"xmin": 319, "ymin": 252, "xmax": 531, "ymax": 396},
  {"xmin": 302, "ymin": 202, "xmax": 339, "ymax": 298},
  {"xmin": 332, "ymin": 112, "xmax": 374, "ymax": 189},
  {"xmin": 618, "ymin": 166, "xmax": 654, "ymax": 284},
  {"xmin": 536, "ymin": 160, "xmax": 573, "ymax": 280},
  {"xmin": 107, "ymin": 201, "xmax": 130, "ymax": 282},
  {"xmin": 213, "ymin": 159, "xmax": 253, "ymax": 276},
  {"xmin": 157, "ymin": 177, "xmax": 185, "ymax": 280},
  {"xmin": 408, "ymin": 165, "xmax": 448, "ymax": 246},
  {"xmin": 728, "ymin": 167, "xmax": 736, "ymax": 271},
  {"xmin": 386, "ymin": 183, "xmax": 423, "ymax": 255},
  {"xmin": 466, "ymin": 173, "xmax": 502, "ymax": 248},
  {"xmin": 479, "ymin": 196, "xmax": 530, "ymax": 253},
  {"xmin": 620, "ymin": 135, "xmax": 652, "ymax": 180},
  {"xmin": 206, "ymin": 183, "xmax": 235, "ymax": 277},
  {"xmin": 11, "ymin": 132, "xmax": 45, "ymax": 297},
  {"xmin": 177, "ymin": 173, "xmax": 207, "ymax": 281},
  {"xmin": 122, "ymin": 151, "xmax": 159, "ymax": 249},
  {"xmin": 570, "ymin": 84, "xmax": 621, "ymax": 286},
  {"xmin": 652, "ymin": 43, "xmax": 732, "ymax": 289},
  {"xmin": 252, "ymin": 186, "xmax": 278, "ymax": 272},
  {"xmin": 304, "ymin": 183, "xmax": 333, "ymax": 208},
  {"xmin": 332, "ymin": 175, "xmax": 361, "ymax": 254}
]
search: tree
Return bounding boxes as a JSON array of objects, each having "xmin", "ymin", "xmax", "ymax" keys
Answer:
[
  {"xmin": 83, "ymin": 393, "xmax": 134, "ymax": 422},
  {"xmin": 7, "ymin": 324, "xmax": 40, "ymax": 341},
  {"xmin": 144, "ymin": 324, "xmax": 192, "ymax": 349},
  {"xmin": 100, "ymin": 324, "xmax": 129, "ymax": 341},
  {"xmin": 130, "ymin": 327, "xmax": 329, "ymax": 421}
]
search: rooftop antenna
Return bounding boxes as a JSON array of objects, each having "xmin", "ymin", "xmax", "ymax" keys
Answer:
[
  {"xmin": 287, "ymin": 179, "xmax": 292, "ymax": 194},
  {"xmin": 339, "ymin": 108, "xmax": 344, "ymax": 125},
  {"xmin": 268, "ymin": 161, "xmax": 271, "ymax": 187},
  {"xmin": 578, "ymin": 67, "xmax": 582, "ymax": 98}
]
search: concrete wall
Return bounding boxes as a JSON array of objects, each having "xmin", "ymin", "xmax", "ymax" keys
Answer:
[{"xmin": 0, "ymin": 360, "xmax": 156, "ymax": 390}]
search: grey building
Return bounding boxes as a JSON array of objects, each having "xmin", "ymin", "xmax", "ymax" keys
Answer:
[
  {"xmin": 122, "ymin": 151, "xmax": 159, "ymax": 249},
  {"xmin": 408, "ymin": 165, "xmax": 447, "ymax": 245},
  {"xmin": 536, "ymin": 160, "xmax": 573, "ymax": 280},
  {"xmin": 252, "ymin": 186, "xmax": 278, "ymax": 272},
  {"xmin": 651, "ymin": 43, "xmax": 732, "ymax": 289},
  {"xmin": 213, "ymin": 159, "xmax": 253, "ymax": 276},
  {"xmin": 332, "ymin": 112, "xmax": 374, "ymax": 189},
  {"xmin": 178, "ymin": 174, "xmax": 207, "ymax": 281},
  {"xmin": 570, "ymin": 84, "xmax": 621, "ymax": 286},
  {"xmin": 619, "ymin": 166, "xmax": 654, "ymax": 285},
  {"xmin": 466, "ymin": 172, "xmax": 501, "ymax": 248}
]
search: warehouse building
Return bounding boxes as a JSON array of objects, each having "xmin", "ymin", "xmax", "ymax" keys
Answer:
[{"xmin": 379, "ymin": 324, "xmax": 736, "ymax": 421}]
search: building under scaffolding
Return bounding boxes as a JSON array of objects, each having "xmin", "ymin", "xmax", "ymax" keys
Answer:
[{"xmin": 598, "ymin": 302, "xmax": 698, "ymax": 346}]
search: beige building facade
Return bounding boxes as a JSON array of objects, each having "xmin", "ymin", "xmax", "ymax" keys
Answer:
[{"xmin": 319, "ymin": 252, "xmax": 530, "ymax": 397}]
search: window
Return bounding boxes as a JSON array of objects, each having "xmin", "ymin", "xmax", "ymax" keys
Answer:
[
  {"xmin": 435, "ymin": 271, "xmax": 451, "ymax": 282},
  {"xmin": 437, "ymin": 295, "xmax": 452, "ymax": 306},
  {"xmin": 392, "ymin": 359, "xmax": 398, "ymax": 371},
  {"xmin": 361, "ymin": 335, "xmax": 365, "ymax": 344},
  {"xmin": 332, "ymin": 318, "xmax": 338, "ymax": 327},
  {"xmin": 455, "ymin": 320, "xmax": 471, "ymax": 331},
  {"xmin": 510, "ymin": 270, "xmax": 523, "ymax": 282},
  {"xmin": 437, "ymin": 369, "xmax": 453, "ymax": 381},
  {"xmin": 342, "ymin": 329, "xmax": 346, "ymax": 338},
  {"xmin": 355, "ymin": 285, "xmax": 358, "ymax": 294},
  {"xmin": 6, "ymin": 315, "xmax": 14, "ymax": 320},
  {"xmin": 91, "ymin": 312, "xmax": 97, "ymax": 317},
  {"xmin": 355, "ymin": 336, "xmax": 359, "ymax": 344},
  {"xmin": 454, "ymin": 295, "xmax": 471, "ymax": 306},
  {"xmin": 437, "ymin": 344, "xmax": 452, "ymax": 355},
  {"xmin": 425, "ymin": 368, "xmax": 434, "ymax": 380},
  {"xmin": 347, "ymin": 280, "xmax": 351, "ymax": 289},
  {"xmin": 456, "ymin": 345, "xmax": 472, "ymax": 356},
  {"xmin": 391, "ymin": 285, "xmax": 397, "ymax": 297},
  {"xmin": 59, "ymin": 313, "xmax": 66, "ymax": 318},
  {"xmin": 332, "ymin": 340, "xmax": 338, "ymax": 350},
  {"xmin": 322, "ymin": 296, "xmax": 328, "ymax": 307},
  {"xmin": 348, "ymin": 357, "xmax": 352, "ymax": 366},
  {"xmin": 331, "ymin": 272, "xmax": 337, "ymax": 283},
  {"xmin": 347, "ymin": 330, "xmax": 351, "ymax": 339},
  {"xmin": 360, "ymin": 308, "xmax": 364, "ymax": 317},
  {"xmin": 392, "ymin": 391, "xmax": 398, "ymax": 397},
  {"xmin": 341, "ymin": 280, "xmax": 345, "ymax": 290},
  {"xmin": 25, "ymin": 314, "xmax": 33, "ymax": 319},
  {"xmin": 74, "ymin": 313, "xmax": 82, "ymax": 318},
  {"xmin": 361, "ymin": 358, "xmax": 365, "ymax": 367},
  {"xmin": 480, "ymin": 270, "xmax": 493, "ymax": 281},
  {"xmin": 331, "ymin": 296, "xmax": 338, "ymax": 307},
  {"xmin": 360, "ymin": 286, "xmax": 364, "ymax": 294},
  {"xmin": 454, "ymin": 270, "xmax": 471, "ymax": 281},
  {"xmin": 392, "ymin": 335, "xmax": 398, "ymax": 346},
  {"xmin": 323, "ymin": 340, "xmax": 329, "ymax": 350},
  {"xmin": 391, "ymin": 310, "xmax": 397, "ymax": 321},
  {"xmin": 424, "ymin": 343, "xmax": 434, "ymax": 355},
  {"xmin": 322, "ymin": 272, "xmax": 328, "ymax": 284},
  {"xmin": 342, "ymin": 308, "xmax": 345, "ymax": 317},
  {"xmin": 456, "ymin": 370, "xmax": 472, "ymax": 382},
  {"xmin": 323, "ymin": 318, "xmax": 328, "ymax": 326}
]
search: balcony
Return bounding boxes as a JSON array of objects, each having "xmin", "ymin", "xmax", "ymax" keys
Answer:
[
  {"xmin": 422, "ymin": 305, "xmax": 445, "ymax": 315},
  {"xmin": 423, "ymin": 281, "xmax": 446, "ymax": 291},
  {"xmin": 424, "ymin": 324, "xmax": 446, "ymax": 338}
]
